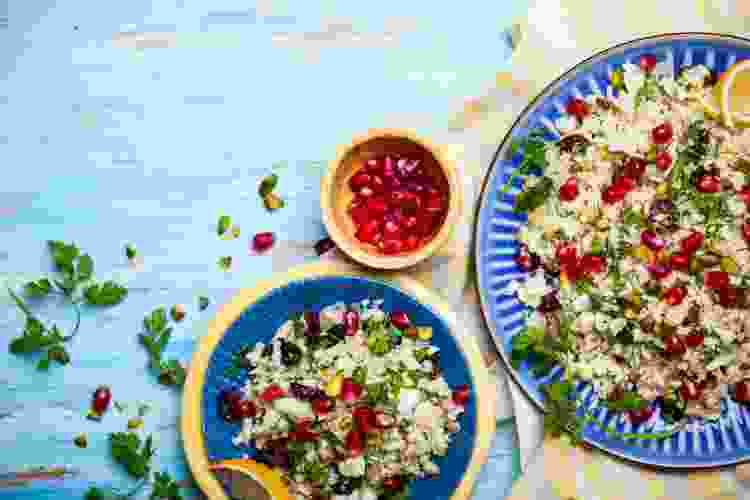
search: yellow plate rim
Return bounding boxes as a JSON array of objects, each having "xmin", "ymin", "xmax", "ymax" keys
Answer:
[{"xmin": 181, "ymin": 260, "xmax": 496, "ymax": 500}]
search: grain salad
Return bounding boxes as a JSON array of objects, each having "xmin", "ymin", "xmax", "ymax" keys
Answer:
[
  {"xmin": 509, "ymin": 55, "xmax": 750, "ymax": 428},
  {"xmin": 217, "ymin": 299, "xmax": 470, "ymax": 500}
]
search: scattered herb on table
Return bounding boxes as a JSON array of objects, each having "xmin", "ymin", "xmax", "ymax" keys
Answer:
[
  {"xmin": 218, "ymin": 256, "xmax": 232, "ymax": 271},
  {"xmin": 259, "ymin": 173, "xmax": 285, "ymax": 211},
  {"xmin": 150, "ymin": 471, "xmax": 184, "ymax": 500},
  {"xmin": 125, "ymin": 243, "xmax": 137, "ymax": 260},
  {"xmin": 110, "ymin": 431, "xmax": 155, "ymax": 479},
  {"xmin": 7, "ymin": 241, "xmax": 128, "ymax": 369},
  {"xmin": 198, "ymin": 296, "xmax": 210, "ymax": 311},
  {"xmin": 139, "ymin": 308, "xmax": 186, "ymax": 387}
]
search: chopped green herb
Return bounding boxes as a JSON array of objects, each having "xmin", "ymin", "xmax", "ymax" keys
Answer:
[
  {"xmin": 125, "ymin": 243, "xmax": 137, "ymax": 260},
  {"xmin": 258, "ymin": 174, "xmax": 279, "ymax": 198},
  {"xmin": 352, "ymin": 366, "xmax": 367, "ymax": 385},
  {"xmin": 84, "ymin": 281, "xmax": 128, "ymax": 306},
  {"xmin": 622, "ymin": 207, "xmax": 645, "ymax": 227},
  {"xmin": 24, "ymin": 278, "xmax": 52, "ymax": 298},
  {"xmin": 151, "ymin": 471, "xmax": 183, "ymax": 500},
  {"xmin": 514, "ymin": 177, "xmax": 554, "ymax": 213},
  {"xmin": 502, "ymin": 129, "xmax": 549, "ymax": 197},
  {"xmin": 218, "ymin": 256, "xmax": 232, "ymax": 271},
  {"xmin": 605, "ymin": 391, "xmax": 647, "ymax": 411}
]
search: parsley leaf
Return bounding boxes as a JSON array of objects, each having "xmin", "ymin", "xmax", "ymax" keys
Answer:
[
  {"xmin": 514, "ymin": 177, "xmax": 554, "ymax": 213},
  {"xmin": 503, "ymin": 129, "xmax": 549, "ymax": 196},
  {"xmin": 217, "ymin": 215, "xmax": 231, "ymax": 236},
  {"xmin": 7, "ymin": 289, "xmax": 70, "ymax": 368},
  {"xmin": 139, "ymin": 308, "xmax": 185, "ymax": 387},
  {"xmin": 151, "ymin": 471, "xmax": 183, "ymax": 500},
  {"xmin": 110, "ymin": 432, "xmax": 155, "ymax": 479},
  {"xmin": 605, "ymin": 391, "xmax": 647, "ymax": 411},
  {"xmin": 84, "ymin": 281, "xmax": 128, "ymax": 306},
  {"xmin": 24, "ymin": 278, "xmax": 52, "ymax": 297},
  {"xmin": 258, "ymin": 174, "xmax": 278, "ymax": 198}
]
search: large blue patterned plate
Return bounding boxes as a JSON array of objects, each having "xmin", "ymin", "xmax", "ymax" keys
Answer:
[
  {"xmin": 182, "ymin": 261, "xmax": 495, "ymax": 500},
  {"xmin": 475, "ymin": 33, "xmax": 750, "ymax": 468}
]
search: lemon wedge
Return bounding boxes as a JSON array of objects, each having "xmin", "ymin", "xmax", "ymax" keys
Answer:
[
  {"xmin": 717, "ymin": 59, "xmax": 750, "ymax": 128},
  {"xmin": 209, "ymin": 459, "xmax": 292, "ymax": 500}
]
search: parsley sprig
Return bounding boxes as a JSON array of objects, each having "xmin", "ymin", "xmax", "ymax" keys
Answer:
[
  {"xmin": 503, "ymin": 129, "xmax": 551, "ymax": 212},
  {"xmin": 139, "ymin": 308, "xmax": 186, "ymax": 387},
  {"xmin": 7, "ymin": 241, "xmax": 128, "ymax": 369}
]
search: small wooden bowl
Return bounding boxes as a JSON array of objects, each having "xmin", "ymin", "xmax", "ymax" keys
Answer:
[{"xmin": 321, "ymin": 129, "xmax": 462, "ymax": 270}]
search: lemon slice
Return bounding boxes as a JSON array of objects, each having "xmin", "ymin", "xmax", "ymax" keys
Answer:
[
  {"xmin": 209, "ymin": 459, "xmax": 292, "ymax": 500},
  {"xmin": 717, "ymin": 59, "xmax": 750, "ymax": 128}
]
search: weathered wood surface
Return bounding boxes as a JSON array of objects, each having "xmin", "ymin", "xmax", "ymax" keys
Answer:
[{"xmin": 0, "ymin": 1, "xmax": 522, "ymax": 498}]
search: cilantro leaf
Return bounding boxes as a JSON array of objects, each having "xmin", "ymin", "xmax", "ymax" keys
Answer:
[
  {"xmin": 77, "ymin": 254, "xmax": 94, "ymax": 282},
  {"xmin": 158, "ymin": 359, "xmax": 186, "ymax": 387},
  {"xmin": 110, "ymin": 432, "xmax": 155, "ymax": 479},
  {"xmin": 24, "ymin": 278, "xmax": 52, "ymax": 298},
  {"xmin": 151, "ymin": 471, "xmax": 183, "ymax": 500},
  {"xmin": 140, "ymin": 308, "xmax": 184, "ymax": 387},
  {"xmin": 258, "ymin": 174, "xmax": 279, "ymax": 198},
  {"xmin": 48, "ymin": 240, "xmax": 79, "ymax": 277},
  {"xmin": 84, "ymin": 486, "xmax": 106, "ymax": 500},
  {"xmin": 502, "ymin": 129, "xmax": 549, "ymax": 196},
  {"xmin": 84, "ymin": 281, "xmax": 128, "ymax": 306},
  {"xmin": 605, "ymin": 391, "xmax": 647, "ymax": 411}
]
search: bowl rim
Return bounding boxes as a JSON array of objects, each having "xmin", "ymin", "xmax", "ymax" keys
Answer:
[
  {"xmin": 321, "ymin": 128, "xmax": 463, "ymax": 270},
  {"xmin": 181, "ymin": 260, "xmax": 496, "ymax": 499},
  {"xmin": 473, "ymin": 31, "xmax": 750, "ymax": 469}
]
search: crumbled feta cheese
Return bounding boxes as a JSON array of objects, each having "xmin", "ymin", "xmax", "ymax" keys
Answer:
[
  {"xmin": 273, "ymin": 398, "xmax": 313, "ymax": 419},
  {"xmin": 508, "ymin": 271, "xmax": 550, "ymax": 308},
  {"xmin": 398, "ymin": 389, "xmax": 420, "ymax": 416}
]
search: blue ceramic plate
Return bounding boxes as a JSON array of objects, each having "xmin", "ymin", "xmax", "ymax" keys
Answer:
[
  {"xmin": 475, "ymin": 33, "xmax": 750, "ymax": 468},
  {"xmin": 183, "ymin": 263, "xmax": 494, "ymax": 500}
]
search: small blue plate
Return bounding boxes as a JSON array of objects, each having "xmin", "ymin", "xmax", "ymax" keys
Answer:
[
  {"xmin": 183, "ymin": 263, "xmax": 495, "ymax": 500},
  {"xmin": 475, "ymin": 33, "xmax": 750, "ymax": 468}
]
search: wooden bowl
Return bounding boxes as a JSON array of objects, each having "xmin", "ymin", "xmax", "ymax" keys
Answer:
[{"xmin": 321, "ymin": 129, "xmax": 462, "ymax": 270}]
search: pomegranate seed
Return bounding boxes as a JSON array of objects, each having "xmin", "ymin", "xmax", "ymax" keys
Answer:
[
  {"xmin": 670, "ymin": 252, "xmax": 690, "ymax": 270},
  {"xmin": 370, "ymin": 175, "xmax": 385, "ymax": 193},
  {"xmin": 719, "ymin": 286, "xmax": 740, "ymax": 307},
  {"xmin": 290, "ymin": 420, "xmax": 319, "ymax": 442},
  {"xmin": 390, "ymin": 311, "xmax": 411, "ymax": 330},
  {"xmin": 663, "ymin": 286, "xmax": 687, "ymax": 306},
  {"xmin": 383, "ymin": 220, "xmax": 403, "ymax": 240},
  {"xmin": 655, "ymin": 150, "xmax": 673, "ymax": 170},
  {"xmin": 648, "ymin": 264, "xmax": 672, "ymax": 280},
  {"xmin": 404, "ymin": 215, "xmax": 418, "ymax": 231},
  {"xmin": 559, "ymin": 176, "xmax": 579, "ymax": 201},
  {"xmin": 680, "ymin": 381, "xmax": 701, "ymax": 401},
  {"xmin": 353, "ymin": 406, "xmax": 374, "ymax": 433},
  {"xmin": 344, "ymin": 310, "xmax": 359, "ymax": 336},
  {"xmin": 623, "ymin": 157, "xmax": 646, "ymax": 178},
  {"xmin": 355, "ymin": 220, "xmax": 381, "ymax": 243},
  {"xmin": 663, "ymin": 334, "xmax": 686, "ymax": 355},
  {"xmin": 638, "ymin": 54, "xmax": 657, "ymax": 72},
  {"xmin": 403, "ymin": 235, "xmax": 420, "ymax": 251},
  {"xmin": 341, "ymin": 378, "xmax": 363, "ymax": 402},
  {"xmin": 400, "ymin": 192, "xmax": 422, "ymax": 212},
  {"xmin": 556, "ymin": 244, "xmax": 578, "ymax": 265},
  {"xmin": 629, "ymin": 405, "xmax": 654, "ymax": 425},
  {"xmin": 379, "ymin": 239, "xmax": 403, "ymax": 254},
  {"xmin": 614, "ymin": 175, "xmax": 637, "ymax": 192},
  {"xmin": 91, "ymin": 386, "xmax": 112, "ymax": 415},
  {"xmin": 696, "ymin": 175, "xmax": 721, "ymax": 193},
  {"xmin": 314, "ymin": 237, "xmax": 336, "ymax": 256},
  {"xmin": 260, "ymin": 385, "xmax": 285, "ymax": 402},
  {"xmin": 304, "ymin": 310, "xmax": 321, "ymax": 336},
  {"xmin": 685, "ymin": 332, "xmax": 705, "ymax": 348},
  {"xmin": 651, "ymin": 123, "xmax": 674, "ymax": 144},
  {"xmin": 735, "ymin": 381, "xmax": 750, "ymax": 403},
  {"xmin": 221, "ymin": 389, "xmax": 243, "ymax": 405},
  {"xmin": 565, "ymin": 97, "xmax": 590, "ymax": 120},
  {"xmin": 453, "ymin": 384, "xmax": 470, "ymax": 405},
  {"xmin": 743, "ymin": 222, "xmax": 750, "ymax": 242},
  {"xmin": 580, "ymin": 254, "xmax": 606, "ymax": 274},
  {"xmin": 680, "ymin": 232, "xmax": 704, "ymax": 255},
  {"xmin": 230, "ymin": 399, "xmax": 257, "ymax": 419},
  {"xmin": 359, "ymin": 186, "xmax": 374, "ymax": 197},
  {"xmin": 382, "ymin": 477, "xmax": 403, "ymax": 490},
  {"xmin": 515, "ymin": 250, "xmax": 542, "ymax": 273},
  {"xmin": 424, "ymin": 196, "xmax": 445, "ymax": 213},
  {"xmin": 414, "ymin": 214, "xmax": 438, "ymax": 237},
  {"xmin": 603, "ymin": 184, "xmax": 628, "ymax": 204},
  {"xmin": 253, "ymin": 232, "xmax": 275, "ymax": 252},
  {"xmin": 349, "ymin": 203, "xmax": 370, "ymax": 226},
  {"xmin": 641, "ymin": 230, "xmax": 666, "ymax": 252},
  {"xmin": 366, "ymin": 197, "xmax": 389, "ymax": 217},
  {"xmin": 738, "ymin": 185, "xmax": 750, "ymax": 206},
  {"xmin": 345, "ymin": 430, "xmax": 364, "ymax": 456},
  {"xmin": 312, "ymin": 397, "xmax": 334, "ymax": 415},
  {"xmin": 349, "ymin": 173, "xmax": 372, "ymax": 191},
  {"xmin": 705, "ymin": 271, "xmax": 730, "ymax": 289},
  {"xmin": 384, "ymin": 156, "xmax": 395, "ymax": 175},
  {"xmin": 365, "ymin": 158, "xmax": 382, "ymax": 174},
  {"xmin": 538, "ymin": 291, "xmax": 561, "ymax": 313}
]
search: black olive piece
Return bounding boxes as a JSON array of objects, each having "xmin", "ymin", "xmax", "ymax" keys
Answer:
[
  {"xmin": 391, "ymin": 334, "xmax": 403, "ymax": 347},
  {"xmin": 281, "ymin": 341, "xmax": 303, "ymax": 367},
  {"xmin": 328, "ymin": 323, "xmax": 347, "ymax": 341},
  {"xmin": 332, "ymin": 479, "xmax": 355, "ymax": 496},
  {"xmin": 430, "ymin": 351, "xmax": 441, "ymax": 365}
]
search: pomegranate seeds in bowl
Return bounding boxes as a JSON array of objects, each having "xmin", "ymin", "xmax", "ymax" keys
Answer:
[{"xmin": 347, "ymin": 154, "xmax": 448, "ymax": 254}]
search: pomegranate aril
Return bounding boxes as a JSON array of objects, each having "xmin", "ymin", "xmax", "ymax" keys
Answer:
[
  {"xmin": 349, "ymin": 173, "xmax": 372, "ymax": 191},
  {"xmin": 719, "ymin": 286, "xmax": 740, "ymax": 307},
  {"xmin": 356, "ymin": 220, "xmax": 381, "ymax": 243},
  {"xmin": 680, "ymin": 231, "xmax": 704, "ymax": 254},
  {"xmin": 359, "ymin": 186, "xmax": 374, "ymax": 197},
  {"xmin": 403, "ymin": 235, "xmax": 419, "ymax": 251},
  {"xmin": 366, "ymin": 197, "xmax": 389, "ymax": 217},
  {"xmin": 603, "ymin": 185, "xmax": 628, "ymax": 204},
  {"xmin": 92, "ymin": 386, "xmax": 112, "ymax": 415},
  {"xmin": 638, "ymin": 54, "xmax": 657, "ymax": 72},
  {"xmin": 404, "ymin": 215, "xmax": 418, "ymax": 231},
  {"xmin": 685, "ymin": 332, "xmax": 704, "ymax": 347},
  {"xmin": 565, "ymin": 97, "xmax": 590, "ymax": 120},
  {"xmin": 380, "ymin": 239, "xmax": 403, "ymax": 254},
  {"xmin": 253, "ymin": 232, "xmax": 275, "ymax": 252},
  {"xmin": 705, "ymin": 271, "xmax": 729, "ymax": 289},
  {"xmin": 350, "ymin": 204, "xmax": 370, "ymax": 226},
  {"xmin": 424, "ymin": 196, "xmax": 444, "ymax": 213},
  {"xmin": 580, "ymin": 254, "xmax": 606, "ymax": 274},
  {"xmin": 344, "ymin": 310, "xmax": 359, "ymax": 335},
  {"xmin": 743, "ymin": 222, "xmax": 750, "ymax": 242},
  {"xmin": 663, "ymin": 334, "xmax": 686, "ymax": 355},
  {"xmin": 629, "ymin": 405, "xmax": 654, "ymax": 425},
  {"xmin": 623, "ymin": 157, "xmax": 647, "ymax": 179},
  {"xmin": 670, "ymin": 252, "xmax": 690, "ymax": 270},
  {"xmin": 390, "ymin": 311, "xmax": 411, "ymax": 330},
  {"xmin": 680, "ymin": 381, "xmax": 701, "ymax": 401},
  {"xmin": 652, "ymin": 122, "xmax": 674, "ymax": 144},
  {"xmin": 663, "ymin": 286, "xmax": 687, "ymax": 305},
  {"xmin": 383, "ymin": 220, "xmax": 403, "ymax": 239},
  {"xmin": 453, "ymin": 384, "xmax": 470, "ymax": 405},
  {"xmin": 230, "ymin": 399, "xmax": 257, "ymax": 419},
  {"xmin": 345, "ymin": 430, "xmax": 364, "ymax": 456},
  {"xmin": 370, "ymin": 175, "xmax": 385, "ymax": 193},
  {"xmin": 559, "ymin": 176, "xmax": 579, "ymax": 201},
  {"xmin": 696, "ymin": 175, "xmax": 721, "ymax": 193},
  {"xmin": 312, "ymin": 397, "xmax": 334, "ymax": 415},
  {"xmin": 655, "ymin": 150, "xmax": 672, "ymax": 170},
  {"xmin": 735, "ymin": 380, "xmax": 750, "ymax": 403}
]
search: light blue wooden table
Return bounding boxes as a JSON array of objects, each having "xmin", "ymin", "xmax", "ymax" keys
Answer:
[{"xmin": 0, "ymin": 1, "xmax": 524, "ymax": 498}]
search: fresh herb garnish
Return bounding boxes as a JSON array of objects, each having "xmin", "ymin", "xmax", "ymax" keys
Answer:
[
  {"xmin": 259, "ymin": 174, "xmax": 285, "ymax": 211},
  {"xmin": 151, "ymin": 471, "xmax": 184, "ymax": 500},
  {"xmin": 502, "ymin": 129, "xmax": 549, "ymax": 199},
  {"xmin": 605, "ymin": 391, "xmax": 647, "ymax": 411},
  {"xmin": 622, "ymin": 207, "xmax": 645, "ymax": 227},
  {"xmin": 139, "ymin": 308, "xmax": 186, "ymax": 387},
  {"xmin": 110, "ymin": 432, "xmax": 155, "ymax": 479},
  {"xmin": 634, "ymin": 75, "xmax": 664, "ymax": 110},
  {"xmin": 198, "ymin": 296, "xmax": 210, "ymax": 311},
  {"xmin": 510, "ymin": 324, "xmax": 570, "ymax": 377},
  {"xmin": 514, "ymin": 177, "xmax": 554, "ymax": 213},
  {"xmin": 366, "ymin": 382, "xmax": 389, "ymax": 406},
  {"xmin": 217, "ymin": 215, "xmax": 231, "ymax": 237},
  {"xmin": 217, "ymin": 256, "xmax": 232, "ymax": 271},
  {"xmin": 84, "ymin": 282, "xmax": 128, "ymax": 306},
  {"xmin": 125, "ymin": 243, "xmax": 137, "ymax": 260}
]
